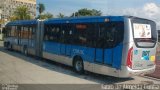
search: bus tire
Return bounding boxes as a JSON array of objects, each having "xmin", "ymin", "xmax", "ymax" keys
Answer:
[
  {"xmin": 10, "ymin": 44, "xmax": 13, "ymax": 50},
  {"xmin": 6, "ymin": 42, "xmax": 10, "ymax": 50},
  {"xmin": 9, "ymin": 44, "xmax": 13, "ymax": 51},
  {"xmin": 23, "ymin": 46, "xmax": 28, "ymax": 55},
  {"xmin": 73, "ymin": 57, "xmax": 84, "ymax": 74}
]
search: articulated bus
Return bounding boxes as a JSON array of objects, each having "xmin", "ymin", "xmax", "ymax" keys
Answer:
[{"xmin": 3, "ymin": 16, "xmax": 157, "ymax": 77}]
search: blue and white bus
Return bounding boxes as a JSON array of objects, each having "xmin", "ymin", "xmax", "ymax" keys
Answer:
[{"xmin": 3, "ymin": 16, "xmax": 157, "ymax": 77}]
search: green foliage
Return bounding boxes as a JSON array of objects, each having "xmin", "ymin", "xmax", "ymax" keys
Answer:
[
  {"xmin": 11, "ymin": 6, "xmax": 31, "ymax": 21},
  {"xmin": 36, "ymin": 12, "xmax": 53, "ymax": 19},
  {"xmin": 57, "ymin": 13, "xmax": 65, "ymax": 18},
  {"xmin": 71, "ymin": 8, "xmax": 102, "ymax": 17},
  {"xmin": 37, "ymin": 3, "xmax": 45, "ymax": 19}
]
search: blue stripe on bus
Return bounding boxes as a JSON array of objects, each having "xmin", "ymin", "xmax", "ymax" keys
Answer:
[
  {"xmin": 71, "ymin": 45, "xmax": 85, "ymax": 60},
  {"xmin": 43, "ymin": 41, "xmax": 61, "ymax": 54},
  {"xmin": 60, "ymin": 44, "xmax": 66, "ymax": 55},
  {"xmin": 7, "ymin": 16, "xmax": 124, "ymax": 26},
  {"xmin": 104, "ymin": 49, "xmax": 112, "ymax": 65},
  {"xmin": 44, "ymin": 16, "xmax": 124, "ymax": 24},
  {"xmin": 6, "ymin": 20, "xmax": 37, "ymax": 26},
  {"xmin": 84, "ymin": 48, "xmax": 95, "ymax": 62},
  {"xmin": 95, "ymin": 49, "xmax": 103, "ymax": 63},
  {"xmin": 43, "ymin": 41, "xmax": 123, "ymax": 69},
  {"xmin": 112, "ymin": 44, "xmax": 123, "ymax": 69},
  {"xmin": 66, "ymin": 45, "xmax": 72, "ymax": 56}
]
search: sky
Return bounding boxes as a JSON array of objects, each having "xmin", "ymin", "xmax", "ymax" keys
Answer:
[{"xmin": 37, "ymin": 0, "xmax": 160, "ymax": 29}]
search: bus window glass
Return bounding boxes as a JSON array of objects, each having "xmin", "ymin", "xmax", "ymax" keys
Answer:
[
  {"xmin": 97, "ymin": 22, "xmax": 124, "ymax": 49},
  {"xmin": 28, "ymin": 26, "xmax": 32, "ymax": 39},
  {"xmin": 131, "ymin": 18, "xmax": 157, "ymax": 48},
  {"xmin": 133, "ymin": 23, "xmax": 151, "ymax": 39},
  {"xmin": 11, "ymin": 26, "xmax": 16, "ymax": 37},
  {"xmin": 61, "ymin": 24, "xmax": 74, "ymax": 44},
  {"xmin": 74, "ymin": 23, "xmax": 96, "ymax": 47},
  {"xmin": 76, "ymin": 24, "xmax": 87, "ymax": 45},
  {"xmin": 44, "ymin": 25, "xmax": 61, "ymax": 42},
  {"xmin": 22, "ymin": 26, "xmax": 29, "ymax": 39},
  {"xmin": 32, "ymin": 26, "xmax": 36, "ymax": 40}
]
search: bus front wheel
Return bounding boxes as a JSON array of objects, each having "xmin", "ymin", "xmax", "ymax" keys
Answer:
[{"xmin": 73, "ymin": 57, "xmax": 84, "ymax": 74}]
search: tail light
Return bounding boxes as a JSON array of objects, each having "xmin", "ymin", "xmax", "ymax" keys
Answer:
[{"xmin": 127, "ymin": 47, "xmax": 133, "ymax": 69}]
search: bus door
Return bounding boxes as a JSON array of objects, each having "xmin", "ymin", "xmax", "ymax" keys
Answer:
[
  {"xmin": 95, "ymin": 23, "xmax": 114, "ymax": 65},
  {"xmin": 60, "ymin": 24, "xmax": 73, "ymax": 56},
  {"xmin": 95, "ymin": 22, "xmax": 124, "ymax": 69}
]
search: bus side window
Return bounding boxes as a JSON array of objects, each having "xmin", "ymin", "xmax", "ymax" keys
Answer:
[
  {"xmin": 10, "ymin": 26, "xmax": 16, "ymax": 37},
  {"xmin": 97, "ymin": 23, "xmax": 108, "ymax": 48},
  {"xmin": 60, "ymin": 24, "xmax": 65, "ymax": 43},
  {"xmin": 45, "ymin": 25, "xmax": 61, "ymax": 42},
  {"xmin": 44, "ymin": 25, "xmax": 49, "ymax": 41},
  {"xmin": 75, "ymin": 24, "xmax": 87, "ymax": 46},
  {"xmin": 85, "ymin": 23, "xmax": 97, "ymax": 47},
  {"xmin": 98, "ymin": 22, "xmax": 124, "ymax": 49},
  {"xmin": 98, "ymin": 23, "xmax": 116, "ymax": 48},
  {"xmin": 60, "ymin": 24, "xmax": 74, "ymax": 44},
  {"xmin": 67, "ymin": 25, "xmax": 74, "ymax": 44}
]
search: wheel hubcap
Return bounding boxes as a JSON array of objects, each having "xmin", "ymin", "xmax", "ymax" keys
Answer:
[
  {"xmin": 24, "ymin": 49, "xmax": 27, "ymax": 55},
  {"xmin": 76, "ymin": 60, "xmax": 82, "ymax": 71}
]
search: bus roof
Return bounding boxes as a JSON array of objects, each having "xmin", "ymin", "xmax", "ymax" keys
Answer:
[
  {"xmin": 6, "ymin": 16, "xmax": 154, "ymax": 26},
  {"xmin": 6, "ymin": 20, "xmax": 37, "ymax": 26},
  {"xmin": 44, "ymin": 16, "xmax": 125, "ymax": 24}
]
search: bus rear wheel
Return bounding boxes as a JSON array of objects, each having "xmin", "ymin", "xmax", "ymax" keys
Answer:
[
  {"xmin": 23, "ymin": 46, "xmax": 28, "ymax": 55},
  {"xmin": 73, "ymin": 57, "xmax": 84, "ymax": 74},
  {"xmin": 9, "ymin": 44, "xmax": 13, "ymax": 51}
]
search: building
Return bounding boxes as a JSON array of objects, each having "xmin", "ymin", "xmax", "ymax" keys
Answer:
[
  {"xmin": 0, "ymin": 0, "xmax": 36, "ymax": 40},
  {"xmin": 0, "ymin": 0, "xmax": 36, "ymax": 20}
]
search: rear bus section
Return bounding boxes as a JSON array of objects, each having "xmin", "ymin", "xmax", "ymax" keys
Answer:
[
  {"xmin": 3, "ymin": 20, "xmax": 40, "ymax": 56},
  {"xmin": 120, "ymin": 17, "xmax": 157, "ymax": 77}
]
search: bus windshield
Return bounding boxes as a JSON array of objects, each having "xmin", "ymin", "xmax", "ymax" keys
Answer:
[{"xmin": 131, "ymin": 18, "xmax": 157, "ymax": 48}]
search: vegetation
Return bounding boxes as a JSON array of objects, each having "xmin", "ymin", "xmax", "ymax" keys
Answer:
[
  {"xmin": 10, "ymin": 3, "xmax": 103, "ymax": 20},
  {"xmin": 57, "ymin": 13, "xmax": 65, "ymax": 18},
  {"xmin": 37, "ymin": 3, "xmax": 45, "ymax": 19},
  {"xmin": 10, "ymin": 6, "xmax": 31, "ymax": 21},
  {"xmin": 36, "ymin": 12, "xmax": 53, "ymax": 19},
  {"xmin": 71, "ymin": 8, "xmax": 102, "ymax": 17}
]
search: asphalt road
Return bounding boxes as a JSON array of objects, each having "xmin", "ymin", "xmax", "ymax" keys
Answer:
[{"xmin": 0, "ymin": 41, "xmax": 160, "ymax": 90}]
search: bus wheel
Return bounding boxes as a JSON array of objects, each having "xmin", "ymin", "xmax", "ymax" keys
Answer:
[
  {"xmin": 23, "ymin": 46, "xmax": 28, "ymax": 55},
  {"xmin": 73, "ymin": 57, "xmax": 84, "ymax": 74},
  {"xmin": 9, "ymin": 44, "xmax": 13, "ymax": 50}
]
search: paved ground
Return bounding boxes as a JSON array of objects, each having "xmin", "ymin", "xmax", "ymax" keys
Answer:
[
  {"xmin": 147, "ymin": 60, "xmax": 160, "ymax": 79},
  {"xmin": 0, "ymin": 41, "xmax": 160, "ymax": 89},
  {"xmin": 146, "ymin": 43, "xmax": 160, "ymax": 79}
]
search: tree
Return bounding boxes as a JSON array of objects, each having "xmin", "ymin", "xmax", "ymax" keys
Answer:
[
  {"xmin": 57, "ymin": 13, "xmax": 65, "ymax": 18},
  {"xmin": 71, "ymin": 8, "xmax": 102, "ymax": 17},
  {"xmin": 91, "ymin": 9, "xmax": 102, "ymax": 16},
  {"xmin": 36, "ymin": 12, "xmax": 53, "ymax": 19},
  {"xmin": 11, "ymin": 5, "xmax": 31, "ymax": 21},
  {"xmin": 37, "ymin": 3, "xmax": 45, "ymax": 19}
]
